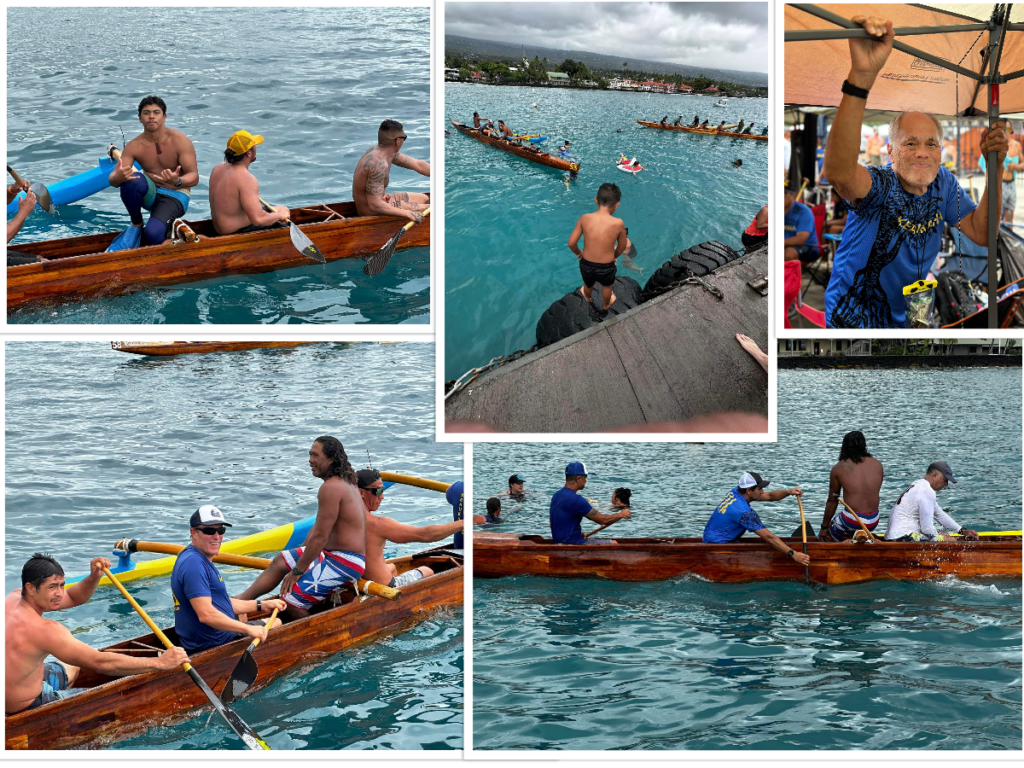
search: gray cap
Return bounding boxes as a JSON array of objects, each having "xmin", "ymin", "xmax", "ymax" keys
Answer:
[{"xmin": 927, "ymin": 461, "xmax": 957, "ymax": 484}]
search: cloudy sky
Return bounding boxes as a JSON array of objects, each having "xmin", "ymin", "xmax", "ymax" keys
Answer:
[{"xmin": 446, "ymin": 2, "xmax": 769, "ymax": 74}]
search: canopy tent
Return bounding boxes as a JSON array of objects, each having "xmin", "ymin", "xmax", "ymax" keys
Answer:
[{"xmin": 785, "ymin": 3, "xmax": 1024, "ymax": 327}]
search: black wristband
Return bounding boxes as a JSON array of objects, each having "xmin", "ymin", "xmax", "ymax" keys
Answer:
[
  {"xmin": 257, "ymin": 598, "xmax": 262, "ymax": 612},
  {"xmin": 841, "ymin": 79, "xmax": 870, "ymax": 100},
  {"xmin": 787, "ymin": 549, "xmax": 795, "ymax": 558},
  {"xmin": 290, "ymin": 565, "xmax": 303, "ymax": 576}
]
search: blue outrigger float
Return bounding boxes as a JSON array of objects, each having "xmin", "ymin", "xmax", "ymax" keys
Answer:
[{"xmin": 7, "ymin": 146, "xmax": 141, "ymax": 216}]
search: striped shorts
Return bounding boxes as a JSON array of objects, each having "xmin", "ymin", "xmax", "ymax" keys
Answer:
[
  {"xmin": 829, "ymin": 508, "xmax": 879, "ymax": 540},
  {"xmin": 281, "ymin": 547, "xmax": 365, "ymax": 610}
]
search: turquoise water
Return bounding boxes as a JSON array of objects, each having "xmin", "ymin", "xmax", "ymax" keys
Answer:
[
  {"xmin": 5, "ymin": 342, "xmax": 462, "ymax": 750},
  {"xmin": 444, "ymin": 83, "xmax": 767, "ymax": 379},
  {"xmin": 7, "ymin": 7, "xmax": 429, "ymax": 324},
  {"xmin": 473, "ymin": 367, "xmax": 1022, "ymax": 750}
]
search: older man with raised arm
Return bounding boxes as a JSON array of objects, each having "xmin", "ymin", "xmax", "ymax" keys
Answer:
[
  {"xmin": 821, "ymin": 15, "xmax": 1008, "ymax": 328},
  {"xmin": 6, "ymin": 554, "xmax": 188, "ymax": 714},
  {"xmin": 358, "ymin": 469, "xmax": 463, "ymax": 589}
]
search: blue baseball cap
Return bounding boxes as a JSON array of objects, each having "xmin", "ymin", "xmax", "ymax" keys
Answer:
[{"xmin": 565, "ymin": 461, "xmax": 589, "ymax": 476}]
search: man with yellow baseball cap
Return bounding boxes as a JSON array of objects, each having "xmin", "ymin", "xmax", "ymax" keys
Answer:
[{"xmin": 208, "ymin": 129, "xmax": 290, "ymax": 236}]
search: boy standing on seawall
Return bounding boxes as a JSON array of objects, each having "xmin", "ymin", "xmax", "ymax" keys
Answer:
[{"xmin": 567, "ymin": 183, "xmax": 628, "ymax": 311}]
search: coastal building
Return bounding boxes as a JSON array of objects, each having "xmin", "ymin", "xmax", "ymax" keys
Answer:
[
  {"xmin": 547, "ymin": 71, "xmax": 570, "ymax": 85},
  {"xmin": 778, "ymin": 338, "xmax": 1019, "ymax": 356},
  {"xmin": 444, "ymin": 68, "xmax": 460, "ymax": 81}
]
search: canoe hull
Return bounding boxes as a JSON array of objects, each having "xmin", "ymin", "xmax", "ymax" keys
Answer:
[
  {"xmin": 636, "ymin": 120, "xmax": 768, "ymax": 141},
  {"xmin": 8, "ymin": 200, "xmax": 428, "ymax": 310},
  {"xmin": 473, "ymin": 534, "xmax": 1022, "ymax": 584},
  {"xmin": 450, "ymin": 120, "xmax": 580, "ymax": 172},
  {"xmin": 111, "ymin": 341, "xmax": 316, "ymax": 356},
  {"xmin": 5, "ymin": 549, "xmax": 462, "ymax": 750}
]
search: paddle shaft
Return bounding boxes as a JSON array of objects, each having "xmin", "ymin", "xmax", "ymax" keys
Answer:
[
  {"xmin": 796, "ymin": 495, "xmax": 810, "ymax": 586},
  {"xmin": 585, "ymin": 515, "xmax": 623, "ymax": 539},
  {"xmin": 397, "ymin": 206, "xmax": 429, "ymax": 235},
  {"xmin": 245, "ymin": 607, "xmax": 279, "ymax": 653},
  {"xmin": 100, "ymin": 567, "xmax": 270, "ymax": 751},
  {"xmin": 121, "ymin": 540, "xmax": 400, "ymax": 600},
  {"xmin": 836, "ymin": 497, "xmax": 878, "ymax": 541},
  {"xmin": 7, "ymin": 165, "xmax": 26, "ymax": 187}
]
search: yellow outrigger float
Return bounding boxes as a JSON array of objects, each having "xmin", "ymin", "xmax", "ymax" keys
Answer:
[{"xmin": 67, "ymin": 472, "xmax": 452, "ymax": 586}]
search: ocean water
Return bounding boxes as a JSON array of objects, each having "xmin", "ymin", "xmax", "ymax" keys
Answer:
[
  {"xmin": 7, "ymin": 7, "xmax": 430, "ymax": 324},
  {"xmin": 5, "ymin": 341, "xmax": 462, "ymax": 750},
  {"xmin": 472, "ymin": 367, "xmax": 1023, "ymax": 750},
  {"xmin": 444, "ymin": 83, "xmax": 768, "ymax": 379}
]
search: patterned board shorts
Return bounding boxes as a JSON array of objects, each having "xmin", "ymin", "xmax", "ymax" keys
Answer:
[{"xmin": 281, "ymin": 547, "xmax": 366, "ymax": 610}]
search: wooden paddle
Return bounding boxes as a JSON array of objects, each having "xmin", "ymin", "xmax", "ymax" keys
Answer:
[
  {"xmin": 363, "ymin": 207, "xmax": 429, "ymax": 276},
  {"xmin": 220, "ymin": 607, "xmax": 279, "ymax": 706},
  {"xmin": 258, "ymin": 197, "xmax": 326, "ymax": 264},
  {"xmin": 796, "ymin": 495, "xmax": 810, "ymax": 586},
  {"xmin": 584, "ymin": 511, "xmax": 627, "ymax": 539},
  {"xmin": 116, "ymin": 540, "xmax": 401, "ymax": 600},
  {"xmin": 7, "ymin": 165, "xmax": 55, "ymax": 215},
  {"xmin": 836, "ymin": 497, "xmax": 878, "ymax": 542},
  {"xmin": 101, "ymin": 567, "xmax": 271, "ymax": 751}
]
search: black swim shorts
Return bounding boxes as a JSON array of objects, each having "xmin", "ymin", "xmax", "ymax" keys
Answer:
[
  {"xmin": 579, "ymin": 257, "xmax": 616, "ymax": 288},
  {"xmin": 148, "ymin": 194, "xmax": 186, "ymax": 240},
  {"xmin": 231, "ymin": 221, "xmax": 289, "ymax": 235}
]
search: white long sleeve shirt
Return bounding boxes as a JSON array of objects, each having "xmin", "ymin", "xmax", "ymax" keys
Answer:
[{"xmin": 885, "ymin": 478, "xmax": 961, "ymax": 540}]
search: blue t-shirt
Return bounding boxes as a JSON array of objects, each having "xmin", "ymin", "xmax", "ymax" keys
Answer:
[
  {"xmin": 171, "ymin": 544, "xmax": 237, "ymax": 653},
  {"xmin": 784, "ymin": 200, "xmax": 818, "ymax": 248},
  {"xmin": 550, "ymin": 487, "xmax": 593, "ymax": 544},
  {"xmin": 702, "ymin": 487, "xmax": 767, "ymax": 543},
  {"xmin": 825, "ymin": 165, "xmax": 975, "ymax": 328}
]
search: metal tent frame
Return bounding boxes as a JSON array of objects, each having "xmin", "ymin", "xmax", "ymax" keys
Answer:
[{"xmin": 786, "ymin": 3, "xmax": 1024, "ymax": 328}]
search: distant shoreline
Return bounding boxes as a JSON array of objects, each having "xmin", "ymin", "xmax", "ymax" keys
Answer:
[
  {"xmin": 780, "ymin": 355, "xmax": 1021, "ymax": 370},
  {"xmin": 445, "ymin": 80, "xmax": 767, "ymax": 98}
]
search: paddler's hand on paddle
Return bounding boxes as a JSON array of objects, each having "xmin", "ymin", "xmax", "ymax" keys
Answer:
[
  {"xmin": 89, "ymin": 557, "xmax": 113, "ymax": 579},
  {"xmin": 274, "ymin": 205, "xmax": 290, "ymax": 222},
  {"xmin": 241, "ymin": 622, "xmax": 270, "ymax": 644},
  {"xmin": 16, "ymin": 189, "xmax": 37, "ymax": 216},
  {"xmin": 787, "ymin": 487, "xmax": 803, "ymax": 498},
  {"xmin": 158, "ymin": 165, "xmax": 183, "ymax": 187},
  {"xmin": 8, "ymin": 178, "xmax": 31, "ymax": 196},
  {"xmin": 260, "ymin": 597, "xmax": 287, "ymax": 614},
  {"xmin": 792, "ymin": 550, "xmax": 811, "ymax": 567},
  {"xmin": 616, "ymin": 509, "xmax": 632, "ymax": 521},
  {"xmin": 111, "ymin": 160, "xmax": 141, "ymax": 185},
  {"xmin": 408, "ymin": 210, "xmax": 425, "ymax": 225},
  {"xmin": 848, "ymin": 15, "xmax": 894, "ymax": 89},
  {"xmin": 156, "ymin": 646, "xmax": 190, "ymax": 670},
  {"xmin": 980, "ymin": 121, "xmax": 1010, "ymax": 167}
]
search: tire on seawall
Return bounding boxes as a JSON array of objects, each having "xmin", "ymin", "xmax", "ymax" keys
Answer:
[
  {"xmin": 642, "ymin": 241, "xmax": 741, "ymax": 295},
  {"xmin": 535, "ymin": 276, "xmax": 643, "ymax": 347}
]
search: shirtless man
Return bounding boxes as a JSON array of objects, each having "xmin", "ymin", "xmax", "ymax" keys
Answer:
[
  {"xmin": 6, "ymin": 553, "xmax": 187, "ymax": 714},
  {"xmin": 352, "ymin": 120, "xmax": 429, "ymax": 224},
  {"xmin": 107, "ymin": 96, "xmax": 199, "ymax": 248},
  {"xmin": 358, "ymin": 469, "xmax": 463, "ymax": 588},
  {"xmin": 208, "ymin": 130, "xmax": 290, "ymax": 235},
  {"xmin": 819, "ymin": 431, "xmax": 884, "ymax": 540},
  {"xmin": 497, "ymin": 120, "xmax": 516, "ymax": 142},
  {"xmin": 567, "ymin": 182, "xmax": 628, "ymax": 310},
  {"xmin": 236, "ymin": 437, "xmax": 366, "ymax": 620}
]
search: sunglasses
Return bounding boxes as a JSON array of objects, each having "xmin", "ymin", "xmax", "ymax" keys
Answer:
[
  {"xmin": 398, "ymin": 135, "xmax": 408, "ymax": 141},
  {"xmin": 366, "ymin": 486, "xmax": 385, "ymax": 497},
  {"xmin": 197, "ymin": 526, "xmax": 226, "ymax": 536}
]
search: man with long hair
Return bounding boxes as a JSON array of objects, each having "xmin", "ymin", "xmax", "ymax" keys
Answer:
[
  {"xmin": 819, "ymin": 431, "xmax": 884, "ymax": 540},
  {"xmin": 236, "ymin": 437, "xmax": 366, "ymax": 619}
]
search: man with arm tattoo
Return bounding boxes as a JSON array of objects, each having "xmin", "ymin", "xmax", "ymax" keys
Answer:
[{"xmin": 352, "ymin": 119, "xmax": 430, "ymax": 223}]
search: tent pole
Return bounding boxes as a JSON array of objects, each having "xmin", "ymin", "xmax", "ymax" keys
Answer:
[{"xmin": 987, "ymin": 21, "xmax": 1001, "ymax": 329}]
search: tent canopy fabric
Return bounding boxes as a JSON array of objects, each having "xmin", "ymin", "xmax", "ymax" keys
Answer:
[{"xmin": 785, "ymin": 4, "xmax": 1024, "ymax": 115}]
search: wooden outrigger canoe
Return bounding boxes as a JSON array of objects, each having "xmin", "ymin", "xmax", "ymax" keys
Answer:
[
  {"xmin": 449, "ymin": 119, "xmax": 580, "ymax": 172},
  {"xmin": 8, "ymin": 199, "xmax": 429, "ymax": 310},
  {"xmin": 636, "ymin": 120, "xmax": 768, "ymax": 141},
  {"xmin": 473, "ymin": 533, "xmax": 1022, "ymax": 585},
  {"xmin": 5, "ymin": 546, "xmax": 462, "ymax": 750},
  {"xmin": 111, "ymin": 341, "xmax": 316, "ymax": 356}
]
